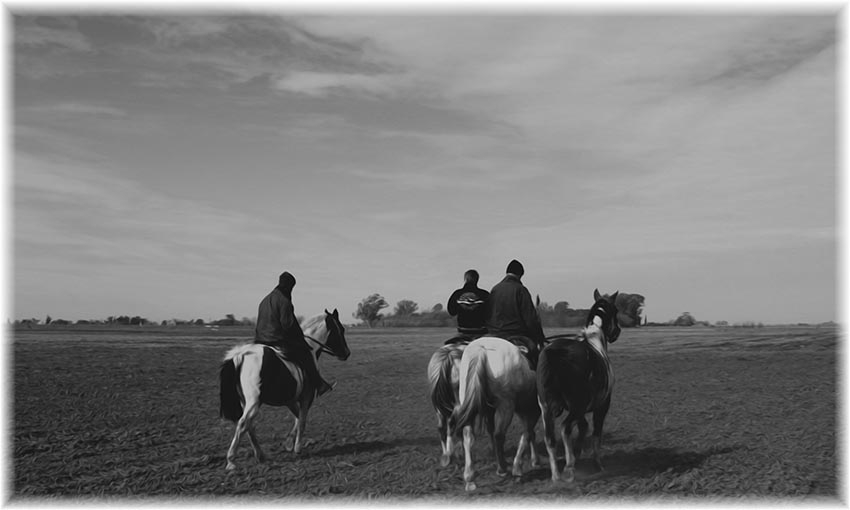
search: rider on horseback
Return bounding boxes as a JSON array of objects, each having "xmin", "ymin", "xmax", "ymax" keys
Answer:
[
  {"xmin": 484, "ymin": 260, "xmax": 546, "ymax": 365},
  {"xmin": 253, "ymin": 271, "xmax": 334, "ymax": 397},
  {"xmin": 446, "ymin": 269, "xmax": 490, "ymax": 343}
]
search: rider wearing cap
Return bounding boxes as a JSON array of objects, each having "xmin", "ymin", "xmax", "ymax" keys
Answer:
[{"xmin": 254, "ymin": 271, "xmax": 334, "ymax": 396}]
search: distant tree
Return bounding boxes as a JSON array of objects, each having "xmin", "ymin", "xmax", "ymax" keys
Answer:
[
  {"xmin": 537, "ymin": 300, "xmax": 553, "ymax": 314},
  {"xmin": 431, "ymin": 303, "xmax": 443, "ymax": 313},
  {"xmin": 614, "ymin": 293, "xmax": 645, "ymax": 327},
  {"xmin": 715, "ymin": 320, "xmax": 729, "ymax": 327},
  {"xmin": 213, "ymin": 314, "xmax": 237, "ymax": 326},
  {"xmin": 45, "ymin": 315, "xmax": 52, "ymax": 325},
  {"xmin": 553, "ymin": 302, "xmax": 569, "ymax": 315},
  {"xmin": 193, "ymin": 319, "xmax": 204, "ymax": 326},
  {"xmin": 129, "ymin": 316, "xmax": 147, "ymax": 326},
  {"xmin": 354, "ymin": 293, "xmax": 388, "ymax": 327},
  {"xmin": 394, "ymin": 299, "xmax": 419, "ymax": 316},
  {"xmin": 673, "ymin": 312, "xmax": 696, "ymax": 327}
]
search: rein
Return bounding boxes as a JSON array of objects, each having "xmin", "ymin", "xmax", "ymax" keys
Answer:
[{"xmin": 304, "ymin": 334, "xmax": 335, "ymax": 356}]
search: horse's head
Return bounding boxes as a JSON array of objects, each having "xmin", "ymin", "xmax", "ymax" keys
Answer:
[
  {"xmin": 588, "ymin": 289, "xmax": 621, "ymax": 343},
  {"xmin": 322, "ymin": 308, "xmax": 351, "ymax": 361}
]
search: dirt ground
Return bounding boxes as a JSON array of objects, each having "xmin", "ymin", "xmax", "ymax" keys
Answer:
[{"xmin": 11, "ymin": 324, "xmax": 838, "ymax": 502}]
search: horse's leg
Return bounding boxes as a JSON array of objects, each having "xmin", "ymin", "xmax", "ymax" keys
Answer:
[
  {"xmin": 560, "ymin": 415, "xmax": 576, "ymax": 482},
  {"xmin": 526, "ymin": 407, "xmax": 541, "ymax": 469},
  {"xmin": 283, "ymin": 416, "xmax": 299, "ymax": 452},
  {"xmin": 226, "ymin": 397, "xmax": 260, "ymax": 471},
  {"xmin": 438, "ymin": 410, "xmax": 453, "ymax": 467},
  {"xmin": 538, "ymin": 397, "xmax": 561, "ymax": 483},
  {"xmin": 462, "ymin": 425, "xmax": 477, "ymax": 491},
  {"xmin": 292, "ymin": 403, "xmax": 311, "ymax": 455},
  {"xmin": 574, "ymin": 415, "xmax": 588, "ymax": 459},
  {"xmin": 511, "ymin": 429, "xmax": 528, "ymax": 477},
  {"xmin": 492, "ymin": 403, "xmax": 513, "ymax": 476},
  {"xmin": 591, "ymin": 400, "xmax": 610, "ymax": 471},
  {"xmin": 246, "ymin": 423, "xmax": 266, "ymax": 463},
  {"xmin": 511, "ymin": 404, "xmax": 539, "ymax": 477}
]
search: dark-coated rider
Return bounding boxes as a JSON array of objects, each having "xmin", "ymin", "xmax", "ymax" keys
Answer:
[
  {"xmin": 484, "ymin": 260, "xmax": 546, "ymax": 360},
  {"xmin": 254, "ymin": 271, "xmax": 334, "ymax": 397},
  {"xmin": 447, "ymin": 269, "xmax": 490, "ymax": 340}
]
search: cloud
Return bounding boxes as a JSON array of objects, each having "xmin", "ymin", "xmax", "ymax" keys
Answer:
[{"xmin": 275, "ymin": 70, "xmax": 399, "ymax": 97}]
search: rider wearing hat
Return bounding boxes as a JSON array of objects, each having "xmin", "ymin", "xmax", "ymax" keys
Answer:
[
  {"xmin": 484, "ymin": 260, "xmax": 546, "ymax": 352},
  {"xmin": 254, "ymin": 271, "xmax": 334, "ymax": 397}
]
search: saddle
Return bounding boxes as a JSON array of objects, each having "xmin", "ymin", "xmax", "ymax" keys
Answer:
[
  {"xmin": 506, "ymin": 335, "xmax": 542, "ymax": 370},
  {"xmin": 444, "ymin": 333, "xmax": 484, "ymax": 345}
]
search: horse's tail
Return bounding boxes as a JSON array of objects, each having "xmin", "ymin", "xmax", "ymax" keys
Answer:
[
  {"xmin": 450, "ymin": 347, "xmax": 490, "ymax": 432},
  {"xmin": 428, "ymin": 347, "xmax": 457, "ymax": 416},
  {"xmin": 219, "ymin": 350, "xmax": 244, "ymax": 422}
]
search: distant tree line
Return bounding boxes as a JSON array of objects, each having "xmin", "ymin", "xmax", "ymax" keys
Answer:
[
  {"xmin": 353, "ymin": 291, "xmax": 646, "ymax": 329},
  {"xmin": 12, "ymin": 314, "xmax": 257, "ymax": 328}
]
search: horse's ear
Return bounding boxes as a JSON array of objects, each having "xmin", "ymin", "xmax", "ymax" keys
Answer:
[
  {"xmin": 594, "ymin": 288, "xmax": 602, "ymax": 302},
  {"xmin": 324, "ymin": 308, "xmax": 330, "ymax": 315},
  {"xmin": 611, "ymin": 291, "xmax": 619, "ymax": 303},
  {"xmin": 516, "ymin": 345, "xmax": 529, "ymax": 355},
  {"xmin": 332, "ymin": 308, "xmax": 339, "ymax": 318}
]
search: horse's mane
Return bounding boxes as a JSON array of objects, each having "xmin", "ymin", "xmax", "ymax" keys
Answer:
[{"xmin": 300, "ymin": 313, "xmax": 326, "ymax": 331}]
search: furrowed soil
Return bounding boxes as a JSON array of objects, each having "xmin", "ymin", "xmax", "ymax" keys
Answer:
[{"xmin": 12, "ymin": 325, "xmax": 838, "ymax": 503}]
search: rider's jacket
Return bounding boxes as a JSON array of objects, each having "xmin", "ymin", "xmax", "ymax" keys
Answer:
[
  {"xmin": 447, "ymin": 283, "xmax": 490, "ymax": 334},
  {"xmin": 484, "ymin": 274, "xmax": 545, "ymax": 346},
  {"xmin": 254, "ymin": 285, "xmax": 308, "ymax": 355}
]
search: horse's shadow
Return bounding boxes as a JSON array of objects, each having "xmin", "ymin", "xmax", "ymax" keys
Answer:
[
  {"xmin": 282, "ymin": 435, "xmax": 435, "ymax": 459},
  {"xmin": 518, "ymin": 443, "xmax": 737, "ymax": 482}
]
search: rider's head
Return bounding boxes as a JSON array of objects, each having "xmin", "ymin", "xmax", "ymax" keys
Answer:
[
  {"xmin": 464, "ymin": 269, "xmax": 479, "ymax": 285},
  {"xmin": 278, "ymin": 271, "xmax": 296, "ymax": 290},
  {"xmin": 506, "ymin": 259, "xmax": 524, "ymax": 278}
]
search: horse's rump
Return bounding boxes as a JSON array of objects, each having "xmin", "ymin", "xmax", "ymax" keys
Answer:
[
  {"xmin": 428, "ymin": 345, "xmax": 464, "ymax": 415},
  {"xmin": 537, "ymin": 338, "xmax": 603, "ymax": 416}
]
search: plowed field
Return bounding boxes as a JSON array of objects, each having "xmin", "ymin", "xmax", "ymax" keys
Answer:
[{"xmin": 12, "ymin": 325, "xmax": 838, "ymax": 502}]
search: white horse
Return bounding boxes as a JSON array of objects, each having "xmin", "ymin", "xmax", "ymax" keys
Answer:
[
  {"xmin": 219, "ymin": 309, "xmax": 350, "ymax": 471},
  {"xmin": 450, "ymin": 336, "xmax": 541, "ymax": 491},
  {"xmin": 427, "ymin": 341, "xmax": 466, "ymax": 467}
]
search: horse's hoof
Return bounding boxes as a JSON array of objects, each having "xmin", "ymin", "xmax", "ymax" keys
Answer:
[
  {"xmin": 464, "ymin": 482, "xmax": 477, "ymax": 492},
  {"xmin": 496, "ymin": 467, "xmax": 509, "ymax": 477},
  {"xmin": 440, "ymin": 455, "xmax": 451, "ymax": 467},
  {"xmin": 225, "ymin": 462, "xmax": 236, "ymax": 471},
  {"xmin": 563, "ymin": 468, "xmax": 575, "ymax": 483}
]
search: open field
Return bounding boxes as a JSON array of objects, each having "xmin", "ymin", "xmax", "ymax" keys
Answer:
[{"xmin": 11, "ymin": 324, "xmax": 838, "ymax": 502}]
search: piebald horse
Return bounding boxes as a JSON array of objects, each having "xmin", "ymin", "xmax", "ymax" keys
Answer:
[
  {"xmin": 450, "ymin": 336, "xmax": 541, "ymax": 491},
  {"xmin": 426, "ymin": 339, "xmax": 467, "ymax": 467},
  {"xmin": 219, "ymin": 309, "xmax": 350, "ymax": 471},
  {"xmin": 536, "ymin": 289, "xmax": 621, "ymax": 483}
]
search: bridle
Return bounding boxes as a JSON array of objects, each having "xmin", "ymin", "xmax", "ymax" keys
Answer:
[{"xmin": 588, "ymin": 303, "xmax": 620, "ymax": 343}]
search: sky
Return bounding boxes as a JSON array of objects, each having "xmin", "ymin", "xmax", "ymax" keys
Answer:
[{"xmin": 8, "ymin": 7, "xmax": 839, "ymax": 326}]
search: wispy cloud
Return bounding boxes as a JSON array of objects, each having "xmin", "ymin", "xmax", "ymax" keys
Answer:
[{"xmin": 275, "ymin": 70, "xmax": 399, "ymax": 97}]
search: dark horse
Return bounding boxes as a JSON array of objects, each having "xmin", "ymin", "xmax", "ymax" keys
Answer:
[
  {"xmin": 536, "ymin": 289, "xmax": 621, "ymax": 483},
  {"xmin": 219, "ymin": 309, "xmax": 350, "ymax": 470}
]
